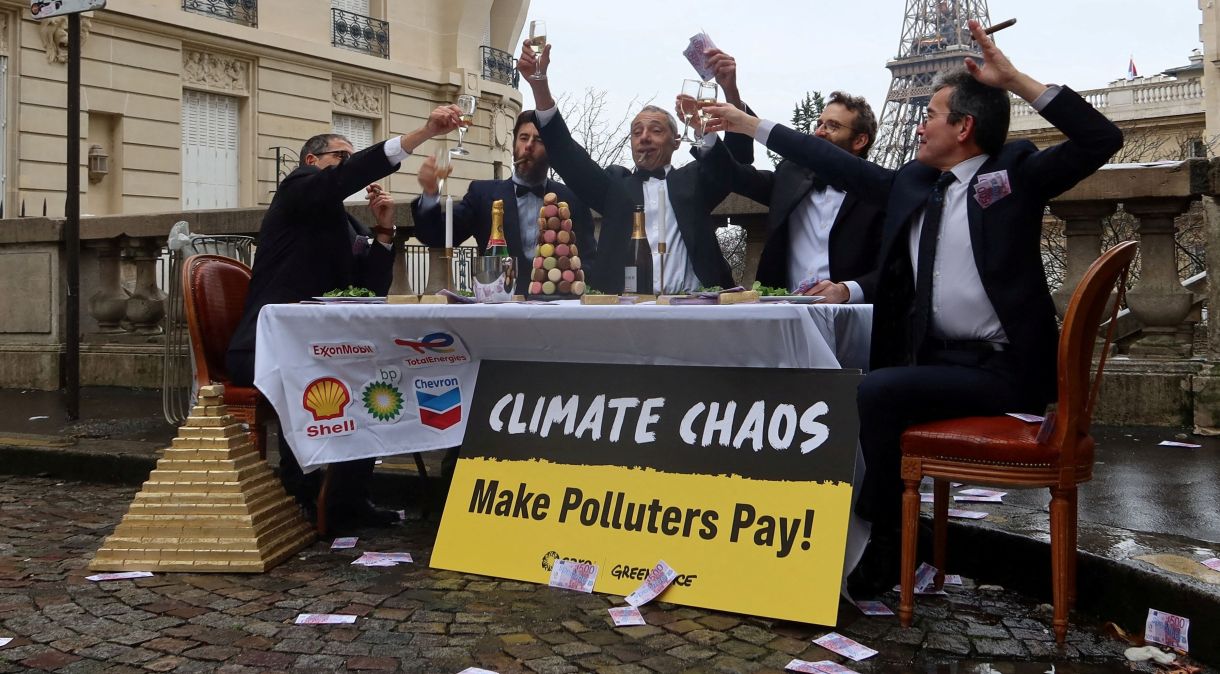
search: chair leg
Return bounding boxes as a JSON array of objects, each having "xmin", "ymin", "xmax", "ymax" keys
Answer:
[
  {"xmin": 933, "ymin": 479, "xmax": 949, "ymax": 589},
  {"xmin": 1049, "ymin": 487, "xmax": 1071, "ymax": 644},
  {"xmin": 1068, "ymin": 488, "xmax": 1079, "ymax": 609},
  {"xmin": 316, "ymin": 466, "xmax": 335, "ymax": 538},
  {"xmin": 898, "ymin": 477, "xmax": 921, "ymax": 627}
]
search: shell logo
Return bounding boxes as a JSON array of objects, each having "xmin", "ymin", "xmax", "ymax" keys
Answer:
[{"xmin": 302, "ymin": 377, "xmax": 351, "ymax": 421}]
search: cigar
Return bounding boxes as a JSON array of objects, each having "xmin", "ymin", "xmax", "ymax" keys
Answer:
[
  {"xmin": 983, "ymin": 18, "xmax": 1016, "ymax": 36},
  {"xmin": 513, "ymin": 157, "xmax": 529, "ymax": 165}
]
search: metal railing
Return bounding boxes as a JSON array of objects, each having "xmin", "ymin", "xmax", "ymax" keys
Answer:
[
  {"xmin": 480, "ymin": 46, "xmax": 519, "ymax": 87},
  {"xmin": 331, "ymin": 8, "xmax": 389, "ymax": 59},
  {"xmin": 182, "ymin": 0, "xmax": 257, "ymax": 26},
  {"xmin": 404, "ymin": 244, "xmax": 479, "ymax": 294}
]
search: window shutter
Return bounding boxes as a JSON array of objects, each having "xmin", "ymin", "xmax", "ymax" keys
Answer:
[{"xmin": 182, "ymin": 90, "xmax": 239, "ymax": 210}]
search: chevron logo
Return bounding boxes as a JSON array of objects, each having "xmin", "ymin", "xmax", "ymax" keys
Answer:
[{"xmin": 414, "ymin": 376, "xmax": 462, "ymax": 432}]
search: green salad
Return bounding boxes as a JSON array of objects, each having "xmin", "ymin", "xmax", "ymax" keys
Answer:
[
  {"xmin": 751, "ymin": 281, "xmax": 790, "ymax": 297},
  {"xmin": 323, "ymin": 286, "xmax": 375, "ymax": 298}
]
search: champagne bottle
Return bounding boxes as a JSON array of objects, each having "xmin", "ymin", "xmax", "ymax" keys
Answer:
[
  {"xmin": 624, "ymin": 205, "xmax": 653, "ymax": 294},
  {"xmin": 487, "ymin": 199, "xmax": 510, "ymax": 258}
]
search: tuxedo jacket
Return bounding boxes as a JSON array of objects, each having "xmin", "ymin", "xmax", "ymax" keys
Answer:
[
  {"xmin": 765, "ymin": 87, "xmax": 1122, "ymax": 405},
  {"xmin": 411, "ymin": 179, "xmax": 595, "ymax": 295},
  {"xmin": 700, "ymin": 138, "xmax": 884, "ymax": 297},
  {"xmin": 538, "ymin": 111, "xmax": 735, "ymax": 293},
  {"xmin": 228, "ymin": 141, "xmax": 398, "ymax": 362}
]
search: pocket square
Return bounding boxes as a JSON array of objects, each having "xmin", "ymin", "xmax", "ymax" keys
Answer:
[{"xmin": 973, "ymin": 169, "xmax": 1011, "ymax": 208}]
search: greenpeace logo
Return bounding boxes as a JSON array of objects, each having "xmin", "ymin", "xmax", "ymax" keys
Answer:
[{"xmin": 311, "ymin": 342, "xmax": 376, "ymax": 359}]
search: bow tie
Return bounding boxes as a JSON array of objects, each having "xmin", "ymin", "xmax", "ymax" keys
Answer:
[
  {"xmin": 515, "ymin": 183, "xmax": 546, "ymax": 199},
  {"xmin": 633, "ymin": 167, "xmax": 668, "ymax": 182}
]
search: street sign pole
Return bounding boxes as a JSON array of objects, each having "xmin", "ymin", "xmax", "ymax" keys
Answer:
[{"xmin": 64, "ymin": 12, "xmax": 80, "ymax": 420}]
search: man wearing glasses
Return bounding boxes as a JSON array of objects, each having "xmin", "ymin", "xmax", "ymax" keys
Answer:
[
  {"xmin": 698, "ymin": 88, "xmax": 885, "ymax": 303},
  {"xmin": 227, "ymin": 106, "xmax": 462, "ymax": 531},
  {"xmin": 703, "ymin": 20, "xmax": 1122, "ymax": 595}
]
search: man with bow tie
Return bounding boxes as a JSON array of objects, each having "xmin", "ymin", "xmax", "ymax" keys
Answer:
[
  {"xmin": 517, "ymin": 42, "xmax": 735, "ymax": 294},
  {"xmin": 703, "ymin": 20, "xmax": 1122, "ymax": 595},
  {"xmin": 412, "ymin": 111, "xmax": 595, "ymax": 295}
]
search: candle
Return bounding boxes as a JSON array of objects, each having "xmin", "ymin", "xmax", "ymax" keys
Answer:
[
  {"xmin": 658, "ymin": 183, "xmax": 667, "ymax": 293},
  {"xmin": 444, "ymin": 195, "xmax": 454, "ymax": 249}
]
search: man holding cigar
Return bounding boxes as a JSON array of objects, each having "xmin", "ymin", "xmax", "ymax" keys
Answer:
[
  {"xmin": 227, "ymin": 107, "xmax": 462, "ymax": 530},
  {"xmin": 703, "ymin": 19, "xmax": 1122, "ymax": 593},
  {"xmin": 412, "ymin": 111, "xmax": 595, "ymax": 295}
]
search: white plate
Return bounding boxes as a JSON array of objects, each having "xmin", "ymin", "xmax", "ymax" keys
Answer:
[
  {"xmin": 758, "ymin": 295, "xmax": 824, "ymax": 304},
  {"xmin": 310, "ymin": 296, "xmax": 387, "ymax": 303}
]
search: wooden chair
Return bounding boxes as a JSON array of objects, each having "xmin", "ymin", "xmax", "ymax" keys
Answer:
[
  {"xmin": 896, "ymin": 241, "xmax": 1137, "ymax": 644},
  {"xmin": 181, "ymin": 253, "xmax": 270, "ymax": 458}
]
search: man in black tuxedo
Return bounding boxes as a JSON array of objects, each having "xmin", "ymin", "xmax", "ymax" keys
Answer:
[
  {"xmin": 226, "ymin": 105, "xmax": 461, "ymax": 528},
  {"xmin": 517, "ymin": 42, "xmax": 735, "ymax": 294},
  {"xmin": 699, "ymin": 88, "xmax": 884, "ymax": 302},
  {"xmin": 411, "ymin": 111, "xmax": 595, "ymax": 294},
  {"xmin": 705, "ymin": 20, "xmax": 1122, "ymax": 592}
]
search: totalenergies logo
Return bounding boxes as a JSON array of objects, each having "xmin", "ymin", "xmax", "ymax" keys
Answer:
[
  {"xmin": 394, "ymin": 332, "xmax": 456, "ymax": 354},
  {"xmin": 302, "ymin": 377, "xmax": 351, "ymax": 421}
]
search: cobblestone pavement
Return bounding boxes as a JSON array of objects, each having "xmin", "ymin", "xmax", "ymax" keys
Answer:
[{"xmin": 0, "ymin": 477, "xmax": 1201, "ymax": 674}]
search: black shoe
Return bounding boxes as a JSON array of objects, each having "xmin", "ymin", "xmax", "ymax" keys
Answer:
[
  {"xmin": 331, "ymin": 499, "xmax": 400, "ymax": 529},
  {"xmin": 847, "ymin": 529, "xmax": 900, "ymax": 599}
]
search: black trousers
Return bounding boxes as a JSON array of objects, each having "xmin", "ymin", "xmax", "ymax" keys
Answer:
[
  {"xmin": 854, "ymin": 347, "xmax": 1035, "ymax": 532},
  {"xmin": 228, "ymin": 348, "xmax": 375, "ymax": 510}
]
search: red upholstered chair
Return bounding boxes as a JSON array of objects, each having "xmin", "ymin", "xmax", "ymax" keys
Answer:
[
  {"xmin": 181, "ymin": 253, "xmax": 270, "ymax": 458},
  {"xmin": 897, "ymin": 241, "xmax": 1137, "ymax": 644}
]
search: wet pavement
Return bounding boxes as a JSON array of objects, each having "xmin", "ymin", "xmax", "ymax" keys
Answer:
[{"xmin": 0, "ymin": 475, "xmax": 1209, "ymax": 674}]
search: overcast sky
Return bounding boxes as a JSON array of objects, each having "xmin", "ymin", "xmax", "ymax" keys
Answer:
[{"xmin": 518, "ymin": 0, "xmax": 1203, "ymax": 167}]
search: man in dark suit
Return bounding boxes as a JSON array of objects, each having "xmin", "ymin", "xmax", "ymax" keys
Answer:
[
  {"xmin": 411, "ymin": 111, "xmax": 595, "ymax": 294},
  {"xmin": 516, "ymin": 42, "xmax": 735, "ymax": 294},
  {"xmin": 226, "ymin": 105, "xmax": 461, "ymax": 528},
  {"xmin": 699, "ymin": 89, "xmax": 885, "ymax": 302},
  {"xmin": 705, "ymin": 20, "xmax": 1122, "ymax": 592}
]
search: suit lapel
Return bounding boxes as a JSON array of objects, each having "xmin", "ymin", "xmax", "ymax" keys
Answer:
[{"xmin": 966, "ymin": 168, "xmax": 987, "ymax": 274}]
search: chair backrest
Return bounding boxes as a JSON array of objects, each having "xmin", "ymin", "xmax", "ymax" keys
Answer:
[
  {"xmin": 1053, "ymin": 241, "xmax": 1138, "ymax": 450},
  {"xmin": 182, "ymin": 254, "xmax": 252, "ymax": 388}
]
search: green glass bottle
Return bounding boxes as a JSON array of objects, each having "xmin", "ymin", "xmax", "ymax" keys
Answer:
[{"xmin": 487, "ymin": 199, "xmax": 510, "ymax": 258}]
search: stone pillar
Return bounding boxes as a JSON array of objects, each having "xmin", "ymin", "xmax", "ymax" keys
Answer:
[
  {"xmin": 123, "ymin": 237, "xmax": 167, "ymax": 334},
  {"xmin": 423, "ymin": 247, "xmax": 449, "ymax": 294},
  {"xmin": 1191, "ymin": 191, "xmax": 1220, "ymax": 434},
  {"xmin": 1123, "ymin": 198, "xmax": 1194, "ymax": 358},
  {"xmin": 86, "ymin": 238, "xmax": 127, "ymax": 333},
  {"xmin": 1047, "ymin": 201, "xmax": 1115, "ymax": 318},
  {"xmin": 737, "ymin": 214, "xmax": 769, "ymax": 288},
  {"xmin": 388, "ymin": 234, "xmax": 414, "ymax": 296}
]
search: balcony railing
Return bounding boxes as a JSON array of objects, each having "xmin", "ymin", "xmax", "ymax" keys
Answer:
[
  {"xmin": 480, "ymin": 46, "xmax": 519, "ymax": 87},
  {"xmin": 332, "ymin": 8, "xmax": 389, "ymax": 59},
  {"xmin": 182, "ymin": 0, "xmax": 257, "ymax": 27}
]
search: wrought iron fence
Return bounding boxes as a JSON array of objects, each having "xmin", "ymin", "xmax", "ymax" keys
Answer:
[
  {"xmin": 182, "ymin": 0, "xmax": 257, "ymax": 26},
  {"xmin": 404, "ymin": 244, "xmax": 479, "ymax": 294},
  {"xmin": 332, "ymin": 8, "xmax": 389, "ymax": 59},
  {"xmin": 480, "ymin": 46, "xmax": 519, "ymax": 87}
]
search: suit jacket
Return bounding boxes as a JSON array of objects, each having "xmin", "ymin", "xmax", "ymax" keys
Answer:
[
  {"xmin": 765, "ymin": 87, "xmax": 1123, "ymax": 405},
  {"xmin": 410, "ymin": 179, "xmax": 595, "ymax": 295},
  {"xmin": 700, "ymin": 138, "xmax": 884, "ymax": 298},
  {"xmin": 228, "ymin": 141, "xmax": 399, "ymax": 362},
  {"xmin": 538, "ymin": 111, "xmax": 735, "ymax": 293}
]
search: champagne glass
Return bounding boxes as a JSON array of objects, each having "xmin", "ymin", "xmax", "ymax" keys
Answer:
[
  {"xmin": 433, "ymin": 146, "xmax": 453, "ymax": 197},
  {"xmin": 528, "ymin": 21, "xmax": 547, "ymax": 80},
  {"xmin": 697, "ymin": 81, "xmax": 719, "ymax": 127},
  {"xmin": 451, "ymin": 94, "xmax": 477, "ymax": 157},
  {"xmin": 679, "ymin": 79, "xmax": 701, "ymax": 143}
]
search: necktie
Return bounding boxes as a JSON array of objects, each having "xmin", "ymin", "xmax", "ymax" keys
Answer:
[
  {"xmin": 633, "ymin": 167, "xmax": 667, "ymax": 182},
  {"xmin": 515, "ymin": 182, "xmax": 545, "ymax": 199},
  {"xmin": 909, "ymin": 171, "xmax": 957, "ymax": 359}
]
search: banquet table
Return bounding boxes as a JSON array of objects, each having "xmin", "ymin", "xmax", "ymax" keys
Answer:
[{"xmin": 254, "ymin": 301, "xmax": 872, "ymax": 470}]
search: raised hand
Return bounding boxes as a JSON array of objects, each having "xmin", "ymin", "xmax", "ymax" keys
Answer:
[
  {"xmin": 700, "ymin": 102, "xmax": 760, "ymax": 137},
  {"xmin": 706, "ymin": 48, "xmax": 742, "ymax": 108},
  {"xmin": 963, "ymin": 19, "xmax": 1045, "ymax": 101},
  {"xmin": 516, "ymin": 41, "xmax": 551, "ymax": 81},
  {"xmin": 675, "ymin": 95, "xmax": 703, "ymax": 137},
  {"xmin": 366, "ymin": 183, "xmax": 395, "ymax": 240},
  {"xmin": 424, "ymin": 104, "xmax": 462, "ymax": 138}
]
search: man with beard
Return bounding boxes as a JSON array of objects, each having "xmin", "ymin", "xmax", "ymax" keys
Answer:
[
  {"xmin": 697, "ymin": 87, "xmax": 885, "ymax": 302},
  {"xmin": 412, "ymin": 111, "xmax": 595, "ymax": 294},
  {"xmin": 517, "ymin": 42, "xmax": 735, "ymax": 294}
]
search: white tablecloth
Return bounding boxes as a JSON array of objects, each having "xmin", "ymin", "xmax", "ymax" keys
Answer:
[{"xmin": 255, "ymin": 301, "xmax": 871, "ymax": 469}]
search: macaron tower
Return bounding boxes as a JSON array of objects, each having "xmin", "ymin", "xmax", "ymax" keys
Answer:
[{"xmin": 528, "ymin": 192, "xmax": 586, "ymax": 299}]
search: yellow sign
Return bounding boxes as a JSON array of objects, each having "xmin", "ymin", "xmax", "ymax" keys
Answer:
[{"xmin": 431, "ymin": 362, "xmax": 861, "ymax": 626}]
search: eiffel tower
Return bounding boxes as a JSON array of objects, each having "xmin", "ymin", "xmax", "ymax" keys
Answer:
[{"xmin": 872, "ymin": 0, "xmax": 992, "ymax": 168}]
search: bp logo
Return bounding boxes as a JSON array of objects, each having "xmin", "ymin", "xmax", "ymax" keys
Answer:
[
  {"xmin": 413, "ymin": 375, "xmax": 462, "ymax": 431},
  {"xmin": 362, "ymin": 381, "xmax": 404, "ymax": 422}
]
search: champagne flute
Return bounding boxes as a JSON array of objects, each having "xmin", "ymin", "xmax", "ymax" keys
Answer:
[
  {"xmin": 433, "ymin": 146, "xmax": 453, "ymax": 197},
  {"xmin": 679, "ymin": 79, "xmax": 701, "ymax": 143},
  {"xmin": 697, "ymin": 81, "xmax": 719, "ymax": 128},
  {"xmin": 528, "ymin": 21, "xmax": 547, "ymax": 80},
  {"xmin": 451, "ymin": 94, "xmax": 477, "ymax": 157}
]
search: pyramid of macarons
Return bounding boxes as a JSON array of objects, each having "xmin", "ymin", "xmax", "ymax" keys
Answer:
[{"xmin": 528, "ymin": 192, "xmax": 586, "ymax": 298}]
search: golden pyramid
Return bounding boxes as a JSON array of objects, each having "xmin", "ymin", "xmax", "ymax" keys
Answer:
[{"xmin": 91, "ymin": 384, "xmax": 315, "ymax": 572}]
